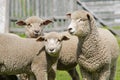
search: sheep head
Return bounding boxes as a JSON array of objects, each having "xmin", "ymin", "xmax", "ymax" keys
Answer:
[
  {"xmin": 67, "ymin": 10, "xmax": 95, "ymax": 38},
  {"xmin": 36, "ymin": 32, "xmax": 69, "ymax": 57},
  {"xmin": 16, "ymin": 16, "xmax": 52, "ymax": 38}
]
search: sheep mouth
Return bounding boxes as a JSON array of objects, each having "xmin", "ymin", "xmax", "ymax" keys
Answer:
[
  {"xmin": 48, "ymin": 53, "xmax": 59, "ymax": 57},
  {"xmin": 68, "ymin": 29, "xmax": 75, "ymax": 35},
  {"xmin": 68, "ymin": 31, "xmax": 75, "ymax": 35},
  {"xmin": 33, "ymin": 33, "xmax": 40, "ymax": 38},
  {"xmin": 47, "ymin": 50, "xmax": 59, "ymax": 56}
]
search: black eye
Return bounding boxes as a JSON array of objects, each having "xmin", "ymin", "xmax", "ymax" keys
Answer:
[
  {"xmin": 58, "ymin": 39, "xmax": 61, "ymax": 42},
  {"xmin": 40, "ymin": 23, "xmax": 44, "ymax": 26},
  {"xmin": 45, "ymin": 39, "xmax": 47, "ymax": 41},
  {"xmin": 27, "ymin": 23, "xmax": 32, "ymax": 27},
  {"xmin": 39, "ymin": 23, "xmax": 42, "ymax": 26}
]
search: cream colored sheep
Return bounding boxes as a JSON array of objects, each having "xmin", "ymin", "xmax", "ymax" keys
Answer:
[
  {"xmin": 0, "ymin": 32, "xmax": 69, "ymax": 80},
  {"xmin": 16, "ymin": 16, "xmax": 52, "ymax": 38},
  {"xmin": 67, "ymin": 10, "xmax": 119, "ymax": 80},
  {"xmin": 17, "ymin": 17, "xmax": 80, "ymax": 80},
  {"xmin": 57, "ymin": 31, "xmax": 79, "ymax": 80}
]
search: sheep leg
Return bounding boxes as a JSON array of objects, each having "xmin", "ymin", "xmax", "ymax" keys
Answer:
[
  {"xmin": 31, "ymin": 65, "xmax": 48, "ymax": 80},
  {"xmin": 48, "ymin": 68, "xmax": 56, "ymax": 80},
  {"xmin": 80, "ymin": 66, "xmax": 92, "ymax": 80},
  {"xmin": 32, "ymin": 68, "xmax": 47, "ymax": 80},
  {"xmin": 109, "ymin": 63, "xmax": 117, "ymax": 80},
  {"xmin": 17, "ymin": 74, "xmax": 29, "ymax": 80},
  {"xmin": 99, "ymin": 64, "xmax": 110, "ymax": 80},
  {"xmin": 67, "ymin": 68, "xmax": 80, "ymax": 80},
  {"xmin": 48, "ymin": 63, "xmax": 57, "ymax": 80},
  {"xmin": 28, "ymin": 73, "xmax": 36, "ymax": 80}
]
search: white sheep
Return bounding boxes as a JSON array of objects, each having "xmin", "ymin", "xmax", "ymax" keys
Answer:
[
  {"xmin": 17, "ymin": 17, "xmax": 80, "ymax": 80},
  {"xmin": 67, "ymin": 10, "xmax": 119, "ymax": 80},
  {"xmin": 0, "ymin": 32, "xmax": 69, "ymax": 80}
]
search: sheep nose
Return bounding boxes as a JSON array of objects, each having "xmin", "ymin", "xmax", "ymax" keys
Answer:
[
  {"xmin": 68, "ymin": 28, "xmax": 72, "ymax": 31},
  {"xmin": 34, "ymin": 30, "xmax": 39, "ymax": 33},
  {"xmin": 49, "ymin": 49, "xmax": 54, "ymax": 52}
]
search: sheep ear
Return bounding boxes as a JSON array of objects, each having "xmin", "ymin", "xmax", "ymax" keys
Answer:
[
  {"xmin": 41, "ymin": 20, "xmax": 53, "ymax": 25},
  {"xmin": 87, "ymin": 13, "xmax": 94, "ymax": 30},
  {"xmin": 16, "ymin": 21, "xmax": 27, "ymax": 26},
  {"xmin": 36, "ymin": 36, "xmax": 45, "ymax": 41},
  {"xmin": 87, "ymin": 14, "xmax": 91, "ymax": 21},
  {"xmin": 61, "ymin": 36, "xmax": 69, "ymax": 41},
  {"xmin": 66, "ymin": 13, "xmax": 71, "ymax": 18}
]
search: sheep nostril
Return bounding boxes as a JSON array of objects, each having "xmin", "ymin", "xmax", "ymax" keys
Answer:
[
  {"xmin": 68, "ymin": 28, "xmax": 72, "ymax": 31},
  {"xmin": 49, "ymin": 49, "xmax": 54, "ymax": 52},
  {"xmin": 34, "ymin": 30, "xmax": 39, "ymax": 33}
]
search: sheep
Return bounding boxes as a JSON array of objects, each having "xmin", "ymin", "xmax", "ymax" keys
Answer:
[
  {"xmin": 16, "ymin": 16, "xmax": 52, "ymax": 38},
  {"xmin": 67, "ymin": 10, "xmax": 119, "ymax": 80},
  {"xmin": 57, "ymin": 31, "xmax": 79, "ymax": 80},
  {"xmin": 16, "ymin": 16, "xmax": 52, "ymax": 80},
  {"xmin": 17, "ymin": 17, "xmax": 80, "ymax": 80},
  {"xmin": 0, "ymin": 32, "xmax": 69, "ymax": 80}
]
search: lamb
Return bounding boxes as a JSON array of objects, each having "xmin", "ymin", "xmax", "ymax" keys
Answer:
[
  {"xmin": 0, "ymin": 32, "xmax": 69, "ymax": 80},
  {"xmin": 67, "ymin": 10, "xmax": 119, "ymax": 80},
  {"xmin": 16, "ymin": 16, "xmax": 52, "ymax": 38},
  {"xmin": 17, "ymin": 17, "xmax": 80, "ymax": 80}
]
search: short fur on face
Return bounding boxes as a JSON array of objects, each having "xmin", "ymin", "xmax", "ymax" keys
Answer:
[
  {"xmin": 16, "ymin": 16, "xmax": 52, "ymax": 38},
  {"xmin": 37, "ymin": 32, "xmax": 69, "ymax": 56},
  {"xmin": 67, "ymin": 10, "xmax": 95, "ymax": 37}
]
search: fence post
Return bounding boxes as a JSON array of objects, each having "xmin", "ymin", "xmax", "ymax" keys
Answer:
[
  {"xmin": 5, "ymin": 0, "xmax": 9, "ymax": 33},
  {"xmin": 0, "ymin": 0, "xmax": 8, "ymax": 33}
]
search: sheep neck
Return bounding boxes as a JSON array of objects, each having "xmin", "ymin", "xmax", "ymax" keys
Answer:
[{"xmin": 78, "ymin": 27, "xmax": 100, "ymax": 58}]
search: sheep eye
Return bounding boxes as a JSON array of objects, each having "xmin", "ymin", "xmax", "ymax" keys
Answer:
[
  {"xmin": 77, "ymin": 18, "xmax": 82, "ymax": 22},
  {"xmin": 27, "ymin": 24, "xmax": 32, "ymax": 27},
  {"xmin": 58, "ymin": 39, "xmax": 61, "ymax": 42},
  {"xmin": 40, "ymin": 23, "xmax": 44, "ymax": 26},
  {"xmin": 45, "ymin": 39, "xmax": 47, "ymax": 41},
  {"xmin": 39, "ymin": 23, "xmax": 42, "ymax": 26}
]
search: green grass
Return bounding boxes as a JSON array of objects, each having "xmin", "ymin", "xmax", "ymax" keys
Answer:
[
  {"xmin": 116, "ymin": 56, "xmax": 120, "ymax": 80},
  {"xmin": 112, "ymin": 26, "xmax": 120, "ymax": 30}
]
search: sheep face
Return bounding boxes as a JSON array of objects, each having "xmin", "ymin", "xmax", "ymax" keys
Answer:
[
  {"xmin": 16, "ymin": 16, "xmax": 52, "ymax": 38},
  {"xmin": 37, "ymin": 32, "xmax": 69, "ymax": 57},
  {"xmin": 67, "ymin": 10, "xmax": 92, "ymax": 37}
]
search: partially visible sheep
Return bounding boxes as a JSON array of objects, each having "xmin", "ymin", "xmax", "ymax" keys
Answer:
[
  {"xmin": 16, "ymin": 16, "xmax": 52, "ymax": 38},
  {"xmin": 67, "ymin": 10, "xmax": 119, "ymax": 80},
  {"xmin": 57, "ymin": 31, "xmax": 79, "ymax": 80},
  {"xmin": 0, "ymin": 32, "xmax": 69, "ymax": 80},
  {"xmin": 17, "ymin": 17, "xmax": 80, "ymax": 80}
]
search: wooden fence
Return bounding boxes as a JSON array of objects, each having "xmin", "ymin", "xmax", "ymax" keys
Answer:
[
  {"xmin": 9, "ymin": 0, "xmax": 77, "ymax": 33},
  {"xmin": 8, "ymin": 0, "xmax": 120, "ymax": 33},
  {"xmin": 80, "ymin": 0, "xmax": 120, "ymax": 27}
]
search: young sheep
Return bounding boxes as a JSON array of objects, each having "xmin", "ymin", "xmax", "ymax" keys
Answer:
[
  {"xmin": 37, "ymin": 32, "xmax": 69, "ymax": 80},
  {"xmin": 16, "ymin": 16, "xmax": 52, "ymax": 38},
  {"xmin": 67, "ymin": 10, "xmax": 119, "ymax": 80},
  {"xmin": 0, "ymin": 32, "xmax": 69, "ymax": 80},
  {"xmin": 17, "ymin": 17, "xmax": 80, "ymax": 80}
]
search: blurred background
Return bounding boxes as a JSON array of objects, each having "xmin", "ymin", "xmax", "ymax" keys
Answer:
[
  {"xmin": 6, "ymin": 0, "xmax": 120, "ymax": 35},
  {"xmin": 0, "ymin": 0, "xmax": 120, "ymax": 80}
]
